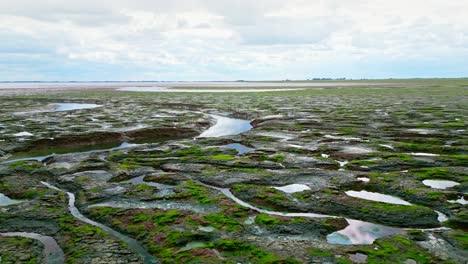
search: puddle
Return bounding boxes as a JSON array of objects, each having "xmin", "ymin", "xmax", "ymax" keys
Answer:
[
  {"xmin": 448, "ymin": 196, "xmax": 467, "ymax": 205},
  {"xmin": 345, "ymin": 190, "xmax": 411, "ymax": 205},
  {"xmin": 273, "ymin": 184, "xmax": 311, "ymax": 193},
  {"xmin": 256, "ymin": 132, "xmax": 294, "ymax": 141},
  {"xmin": 409, "ymin": 153, "xmax": 440, "ymax": 157},
  {"xmin": 435, "ymin": 211, "xmax": 448, "ymax": 222},
  {"xmin": 349, "ymin": 253, "xmax": 368, "ymax": 263},
  {"xmin": 0, "ymin": 193, "xmax": 22, "ymax": 206},
  {"xmin": 244, "ymin": 216, "xmax": 256, "ymax": 225},
  {"xmin": 379, "ymin": 144, "xmax": 394, "ymax": 150},
  {"xmin": 13, "ymin": 131, "xmax": 33, "ymax": 137},
  {"xmin": 422, "ymin": 180, "xmax": 460, "ymax": 189},
  {"xmin": 407, "ymin": 129, "xmax": 435, "ymax": 135},
  {"xmin": 288, "ymin": 144, "xmax": 304, "ymax": 149},
  {"xmin": 357, "ymin": 177, "xmax": 370, "ymax": 183},
  {"xmin": 177, "ymin": 242, "xmax": 208, "ymax": 252},
  {"xmin": 50, "ymin": 103, "xmax": 102, "ymax": 112},
  {"xmin": 119, "ymin": 87, "xmax": 304, "ymax": 93},
  {"xmin": 222, "ymin": 143, "xmax": 255, "ymax": 154},
  {"xmin": 342, "ymin": 146, "xmax": 374, "ymax": 154},
  {"xmin": 198, "ymin": 226, "xmax": 215, "ymax": 232},
  {"xmin": 41, "ymin": 182, "xmax": 158, "ymax": 264},
  {"xmin": 337, "ymin": 160, "xmax": 348, "ymax": 167},
  {"xmin": 324, "ymin": 135, "xmax": 362, "ymax": 141},
  {"xmin": 327, "ymin": 219, "xmax": 402, "ymax": 245},
  {"xmin": 0, "ymin": 232, "xmax": 65, "ymax": 264},
  {"xmin": 198, "ymin": 115, "xmax": 252, "ymax": 138}
]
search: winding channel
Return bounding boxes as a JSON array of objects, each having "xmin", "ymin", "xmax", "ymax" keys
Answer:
[
  {"xmin": 40, "ymin": 181, "xmax": 158, "ymax": 264},
  {"xmin": 0, "ymin": 232, "xmax": 65, "ymax": 264},
  {"xmin": 2, "ymin": 112, "xmax": 452, "ymax": 246},
  {"xmin": 194, "ymin": 179, "xmax": 449, "ymax": 245}
]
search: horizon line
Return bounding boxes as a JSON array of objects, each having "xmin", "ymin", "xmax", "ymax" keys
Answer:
[{"xmin": 1, "ymin": 77, "xmax": 468, "ymax": 83}]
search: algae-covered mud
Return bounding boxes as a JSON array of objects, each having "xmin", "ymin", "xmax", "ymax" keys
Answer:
[{"xmin": 0, "ymin": 80, "xmax": 467, "ymax": 263}]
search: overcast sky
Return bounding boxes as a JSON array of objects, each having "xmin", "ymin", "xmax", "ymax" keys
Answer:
[{"xmin": 1, "ymin": 0, "xmax": 467, "ymax": 81}]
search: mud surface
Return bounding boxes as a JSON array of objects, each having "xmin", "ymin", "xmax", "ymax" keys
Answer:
[{"xmin": 0, "ymin": 79, "xmax": 466, "ymax": 263}]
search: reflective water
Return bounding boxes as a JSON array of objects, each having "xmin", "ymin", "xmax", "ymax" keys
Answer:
[
  {"xmin": 198, "ymin": 115, "xmax": 252, "ymax": 138},
  {"xmin": 13, "ymin": 131, "xmax": 33, "ymax": 137},
  {"xmin": 409, "ymin": 153, "xmax": 440, "ymax": 157},
  {"xmin": 357, "ymin": 177, "xmax": 370, "ymax": 183},
  {"xmin": 51, "ymin": 103, "xmax": 102, "ymax": 112},
  {"xmin": 422, "ymin": 180, "xmax": 460, "ymax": 189},
  {"xmin": 345, "ymin": 190, "xmax": 411, "ymax": 205},
  {"xmin": 177, "ymin": 242, "xmax": 208, "ymax": 252},
  {"xmin": 256, "ymin": 132, "xmax": 294, "ymax": 141},
  {"xmin": 41, "ymin": 182, "xmax": 158, "ymax": 264},
  {"xmin": 448, "ymin": 196, "xmax": 467, "ymax": 205},
  {"xmin": 342, "ymin": 146, "xmax": 374, "ymax": 154},
  {"xmin": 0, "ymin": 232, "xmax": 65, "ymax": 264},
  {"xmin": 435, "ymin": 211, "xmax": 448, "ymax": 222},
  {"xmin": 0, "ymin": 193, "xmax": 22, "ymax": 206},
  {"xmin": 273, "ymin": 184, "xmax": 311, "ymax": 193},
  {"xmin": 327, "ymin": 219, "xmax": 401, "ymax": 245},
  {"xmin": 222, "ymin": 143, "xmax": 255, "ymax": 154},
  {"xmin": 200, "ymin": 181, "xmax": 415, "ymax": 245},
  {"xmin": 324, "ymin": 135, "xmax": 362, "ymax": 141},
  {"xmin": 407, "ymin": 129, "xmax": 436, "ymax": 135},
  {"xmin": 198, "ymin": 226, "xmax": 215, "ymax": 232}
]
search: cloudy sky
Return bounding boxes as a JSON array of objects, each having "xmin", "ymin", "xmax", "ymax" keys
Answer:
[{"xmin": 1, "ymin": 0, "xmax": 467, "ymax": 81}]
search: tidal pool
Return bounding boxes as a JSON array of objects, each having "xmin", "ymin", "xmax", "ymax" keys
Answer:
[
  {"xmin": 256, "ymin": 132, "xmax": 294, "ymax": 141},
  {"xmin": 177, "ymin": 242, "xmax": 208, "ymax": 252},
  {"xmin": 407, "ymin": 129, "xmax": 436, "ymax": 135},
  {"xmin": 13, "ymin": 131, "xmax": 33, "ymax": 137},
  {"xmin": 324, "ymin": 134, "xmax": 362, "ymax": 141},
  {"xmin": 222, "ymin": 143, "xmax": 255, "ymax": 154},
  {"xmin": 345, "ymin": 190, "xmax": 411, "ymax": 205},
  {"xmin": 0, "ymin": 193, "xmax": 22, "ymax": 206},
  {"xmin": 409, "ymin": 152, "xmax": 440, "ymax": 157},
  {"xmin": 448, "ymin": 196, "xmax": 467, "ymax": 205},
  {"xmin": 435, "ymin": 211, "xmax": 448, "ymax": 222},
  {"xmin": 422, "ymin": 180, "xmax": 460, "ymax": 189},
  {"xmin": 198, "ymin": 115, "xmax": 252, "ymax": 138},
  {"xmin": 50, "ymin": 102, "xmax": 102, "ymax": 112},
  {"xmin": 341, "ymin": 146, "xmax": 374, "ymax": 154},
  {"xmin": 327, "ymin": 219, "xmax": 402, "ymax": 245},
  {"xmin": 0, "ymin": 232, "xmax": 65, "ymax": 264},
  {"xmin": 273, "ymin": 184, "xmax": 311, "ymax": 193}
]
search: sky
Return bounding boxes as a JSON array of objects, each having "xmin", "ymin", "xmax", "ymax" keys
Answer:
[{"xmin": 1, "ymin": 0, "xmax": 468, "ymax": 81}]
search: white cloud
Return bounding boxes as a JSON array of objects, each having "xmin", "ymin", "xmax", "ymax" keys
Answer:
[{"xmin": 0, "ymin": 0, "xmax": 467, "ymax": 80}]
